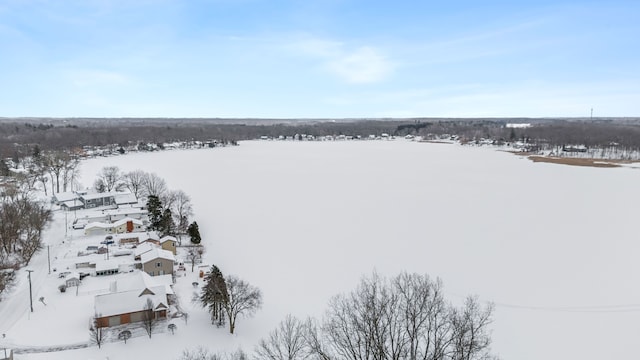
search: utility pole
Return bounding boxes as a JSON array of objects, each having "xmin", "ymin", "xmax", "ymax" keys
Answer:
[
  {"xmin": 591, "ymin": 108, "xmax": 593, "ymax": 120},
  {"xmin": 47, "ymin": 246, "xmax": 51, "ymax": 274},
  {"xmin": 26, "ymin": 270, "xmax": 34, "ymax": 312}
]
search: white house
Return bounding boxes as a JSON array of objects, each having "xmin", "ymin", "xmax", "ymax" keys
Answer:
[
  {"xmin": 65, "ymin": 272, "xmax": 81, "ymax": 287},
  {"xmin": 84, "ymin": 218, "xmax": 145, "ymax": 236}
]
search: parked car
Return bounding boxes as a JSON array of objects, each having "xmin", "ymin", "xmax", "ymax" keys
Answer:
[{"xmin": 58, "ymin": 271, "xmax": 71, "ymax": 279}]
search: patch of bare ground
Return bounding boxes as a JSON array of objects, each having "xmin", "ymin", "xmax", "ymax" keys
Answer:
[
  {"xmin": 421, "ymin": 140, "xmax": 453, "ymax": 144},
  {"xmin": 526, "ymin": 156, "xmax": 623, "ymax": 168},
  {"xmin": 503, "ymin": 150, "xmax": 632, "ymax": 168}
]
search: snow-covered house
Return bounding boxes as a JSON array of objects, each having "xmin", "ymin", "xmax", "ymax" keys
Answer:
[
  {"xmin": 139, "ymin": 232, "xmax": 161, "ymax": 246},
  {"xmin": 103, "ymin": 207, "xmax": 148, "ymax": 223},
  {"xmin": 112, "ymin": 218, "xmax": 145, "ymax": 233},
  {"xmin": 114, "ymin": 192, "xmax": 139, "ymax": 207},
  {"xmin": 94, "ymin": 285, "xmax": 169, "ymax": 328},
  {"xmin": 83, "ymin": 222, "xmax": 111, "ymax": 236},
  {"xmin": 141, "ymin": 248, "xmax": 175, "ymax": 276},
  {"xmin": 160, "ymin": 236, "xmax": 177, "ymax": 255},
  {"xmin": 83, "ymin": 218, "xmax": 145, "ymax": 236},
  {"xmin": 65, "ymin": 272, "xmax": 80, "ymax": 287},
  {"xmin": 80, "ymin": 192, "xmax": 117, "ymax": 209},
  {"xmin": 134, "ymin": 242, "xmax": 158, "ymax": 261},
  {"xmin": 52, "ymin": 191, "xmax": 80, "ymax": 205},
  {"xmin": 61, "ymin": 199, "xmax": 84, "ymax": 211}
]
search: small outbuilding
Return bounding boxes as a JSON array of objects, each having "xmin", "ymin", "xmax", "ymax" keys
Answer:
[{"xmin": 65, "ymin": 272, "xmax": 81, "ymax": 287}]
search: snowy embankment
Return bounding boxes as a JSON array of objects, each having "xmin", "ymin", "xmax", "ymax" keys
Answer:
[{"xmin": 2, "ymin": 140, "xmax": 640, "ymax": 360}]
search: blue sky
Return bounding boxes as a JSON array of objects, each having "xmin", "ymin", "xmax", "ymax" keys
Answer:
[{"xmin": 0, "ymin": 0, "xmax": 638, "ymax": 118}]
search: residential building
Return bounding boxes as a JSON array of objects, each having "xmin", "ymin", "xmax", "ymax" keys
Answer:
[{"xmin": 141, "ymin": 248, "xmax": 175, "ymax": 276}]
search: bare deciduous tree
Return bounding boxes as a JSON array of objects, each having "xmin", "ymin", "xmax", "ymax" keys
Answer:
[
  {"xmin": 142, "ymin": 172, "xmax": 167, "ymax": 198},
  {"xmin": 89, "ymin": 316, "xmax": 104, "ymax": 349},
  {"xmin": 255, "ymin": 314, "xmax": 309, "ymax": 360},
  {"xmin": 94, "ymin": 166, "xmax": 124, "ymax": 192},
  {"xmin": 257, "ymin": 272, "xmax": 495, "ymax": 360},
  {"xmin": 178, "ymin": 347, "xmax": 249, "ymax": 360},
  {"xmin": 186, "ymin": 246, "xmax": 205, "ymax": 273},
  {"xmin": 123, "ymin": 169, "xmax": 147, "ymax": 199},
  {"xmin": 0, "ymin": 196, "xmax": 51, "ymax": 266},
  {"xmin": 171, "ymin": 190, "xmax": 193, "ymax": 236},
  {"xmin": 222, "ymin": 275, "xmax": 262, "ymax": 334},
  {"xmin": 142, "ymin": 298, "xmax": 158, "ymax": 338}
]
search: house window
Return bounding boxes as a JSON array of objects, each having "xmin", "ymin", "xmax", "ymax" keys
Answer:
[{"xmin": 156, "ymin": 262, "xmax": 162, "ymax": 268}]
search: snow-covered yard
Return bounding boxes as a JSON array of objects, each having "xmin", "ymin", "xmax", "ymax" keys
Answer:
[{"xmin": 2, "ymin": 140, "xmax": 640, "ymax": 360}]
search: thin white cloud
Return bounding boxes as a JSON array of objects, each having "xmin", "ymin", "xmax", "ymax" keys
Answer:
[
  {"xmin": 289, "ymin": 37, "xmax": 394, "ymax": 84},
  {"xmin": 327, "ymin": 46, "xmax": 392, "ymax": 84},
  {"xmin": 66, "ymin": 69, "xmax": 130, "ymax": 88}
]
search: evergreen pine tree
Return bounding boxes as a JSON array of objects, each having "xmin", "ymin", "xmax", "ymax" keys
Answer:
[
  {"xmin": 159, "ymin": 208, "xmax": 175, "ymax": 236},
  {"xmin": 147, "ymin": 195, "xmax": 163, "ymax": 230},
  {"xmin": 188, "ymin": 221, "xmax": 201, "ymax": 244},
  {"xmin": 200, "ymin": 265, "xmax": 228, "ymax": 326}
]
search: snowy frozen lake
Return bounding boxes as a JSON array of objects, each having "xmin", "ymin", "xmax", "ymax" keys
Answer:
[{"xmin": 75, "ymin": 140, "xmax": 640, "ymax": 360}]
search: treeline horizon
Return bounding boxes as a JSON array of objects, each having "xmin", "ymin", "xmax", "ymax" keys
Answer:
[{"xmin": 3, "ymin": 117, "xmax": 640, "ymax": 159}]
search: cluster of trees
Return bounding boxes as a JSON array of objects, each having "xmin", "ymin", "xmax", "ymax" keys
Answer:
[
  {"xmin": 199, "ymin": 265, "xmax": 263, "ymax": 335},
  {"xmin": 186, "ymin": 272, "xmax": 495, "ymax": 360},
  {"xmin": 4, "ymin": 147, "xmax": 81, "ymax": 196},
  {"xmin": 91, "ymin": 166, "xmax": 197, "ymax": 241},
  {"xmin": 0, "ymin": 184, "xmax": 52, "ymax": 298},
  {"xmin": 0, "ymin": 188, "xmax": 52, "ymax": 267}
]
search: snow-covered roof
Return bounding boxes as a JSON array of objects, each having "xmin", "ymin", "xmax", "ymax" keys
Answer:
[
  {"xmin": 85, "ymin": 218, "xmax": 143, "ymax": 231},
  {"xmin": 61, "ymin": 199, "xmax": 84, "ymax": 209},
  {"xmin": 139, "ymin": 231, "xmax": 161, "ymax": 243},
  {"xmin": 94, "ymin": 285, "xmax": 168, "ymax": 318},
  {"xmin": 111, "ymin": 271, "xmax": 174, "ymax": 295},
  {"xmin": 115, "ymin": 192, "xmax": 138, "ymax": 205},
  {"xmin": 94, "ymin": 258, "xmax": 132, "ymax": 271},
  {"xmin": 103, "ymin": 207, "xmax": 148, "ymax": 216},
  {"xmin": 84, "ymin": 222, "xmax": 111, "ymax": 229},
  {"xmin": 160, "ymin": 235, "xmax": 177, "ymax": 244},
  {"xmin": 134, "ymin": 242, "xmax": 159, "ymax": 257},
  {"xmin": 81, "ymin": 192, "xmax": 118, "ymax": 201},
  {"xmin": 65, "ymin": 272, "xmax": 80, "ymax": 280},
  {"xmin": 141, "ymin": 248, "xmax": 175, "ymax": 264},
  {"xmin": 53, "ymin": 191, "xmax": 80, "ymax": 202},
  {"xmin": 113, "ymin": 217, "xmax": 143, "ymax": 227}
]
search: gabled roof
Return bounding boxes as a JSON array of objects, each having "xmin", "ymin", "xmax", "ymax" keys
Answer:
[
  {"xmin": 112, "ymin": 271, "xmax": 174, "ymax": 295},
  {"xmin": 115, "ymin": 192, "xmax": 138, "ymax": 205},
  {"xmin": 81, "ymin": 192, "xmax": 119, "ymax": 201},
  {"xmin": 53, "ymin": 191, "xmax": 80, "ymax": 202},
  {"xmin": 65, "ymin": 272, "xmax": 80, "ymax": 280},
  {"xmin": 160, "ymin": 235, "xmax": 177, "ymax": 244},
  {"xmin": 134, "ymin": 242, "xmax": 159, "ymax": 257},
  {"xmin": 113, "ymin": 217, "xmax": 143, "ymax": 227},
  {"xmin": 94, "ymin": 285, "xmax": 168, "ymax": 317},
  {"xmin": 85, "ymin": 222, "xmax": 111, "ymax": 229},
  {"xmin": 141, "ymin": 248, "xmax": 175, "ymax": 264}
]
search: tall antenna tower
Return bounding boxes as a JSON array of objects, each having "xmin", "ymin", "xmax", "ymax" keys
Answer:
[{"xmin": 590, "ymin": 108, "xmax": 593, "ymax": 120}]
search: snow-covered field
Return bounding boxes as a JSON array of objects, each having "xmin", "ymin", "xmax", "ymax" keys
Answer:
[{"xmin": 3, "ymin": 140, "xmax": 640, "ymax": 360}]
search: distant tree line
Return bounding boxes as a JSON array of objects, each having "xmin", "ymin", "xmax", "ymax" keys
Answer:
[{"xmin": 4, "ymin": 117, "xmax": 640, "ymax": 161}]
